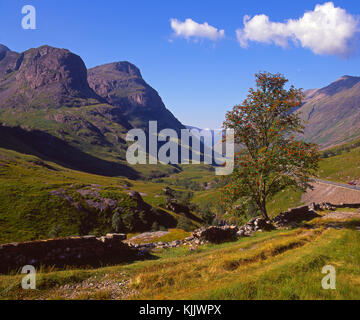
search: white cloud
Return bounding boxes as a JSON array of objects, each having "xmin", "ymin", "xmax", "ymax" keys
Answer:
[
  {"xmin": 170, "ymin": 18, "xmax": 225, "ymax": 41},
  {"xmin": 236, "ymin": 2, "xmax": 359, "ymax": 57}
]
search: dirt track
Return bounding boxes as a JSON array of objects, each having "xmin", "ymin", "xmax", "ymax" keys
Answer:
[{"xmin": 302, "ymin": 182, "xmax": 360, "ymax": 205}]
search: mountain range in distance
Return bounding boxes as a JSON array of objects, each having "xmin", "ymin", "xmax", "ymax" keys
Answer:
[{"xmin": 0, "ymin": 42, "xmax": 359, "ymax": 179}]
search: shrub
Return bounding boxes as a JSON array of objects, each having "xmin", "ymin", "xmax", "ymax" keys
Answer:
[
  {"xmin": 111, "ymin": 211, "xmax": 124, "ymax": 233},
  {"xmin": 177, "ymin": 216, "xmax": 195, "ymax": 232}
]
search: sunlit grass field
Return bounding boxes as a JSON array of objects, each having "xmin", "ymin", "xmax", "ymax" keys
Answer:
[
  {"xmin": 319, "ymin": 144, "xmax": 360, "ymax": 183},
  {"xmin": 1, "ymin": 220, "xmax": 359, "ymax": 300}
]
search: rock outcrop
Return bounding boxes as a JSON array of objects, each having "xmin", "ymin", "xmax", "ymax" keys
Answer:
[
  {"xmin": 128, "ymin": 226, "xmax": 239, "ymax": 253},
  {"xmin": 192, "ymin": 226, "xmax": 238, "ymax": 243},
  {"xmin": 237, "ymin": 217, "xmax": 275, "ymax": 237}
]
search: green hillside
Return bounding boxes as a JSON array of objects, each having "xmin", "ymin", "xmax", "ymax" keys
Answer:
[
  {"xmin": 318, "ymin": 138, "xmax": 360, "ymax": 183},
  {"xmin": 2, "ymin": 132, "xmax": 359, "ymax": 245},
  {"xmin": 0, "ymin": 147, "xmax": 205, "ymax": 244},
  {"xmin": 0, "ymin": 105, "xmax": 180, "ymax": 179}
]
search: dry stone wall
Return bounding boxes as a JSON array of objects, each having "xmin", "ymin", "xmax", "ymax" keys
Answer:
[{"xmin": 0, "ymin": 233, "xmax": 138, "ymax": 274}]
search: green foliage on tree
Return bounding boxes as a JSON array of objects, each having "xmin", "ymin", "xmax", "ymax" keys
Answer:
[{"xmin": 221, "ymin": 72, "xmax": 320, "ymax": 219}]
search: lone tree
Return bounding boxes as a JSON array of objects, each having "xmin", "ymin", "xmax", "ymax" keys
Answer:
[{"xmin": 221, "ymin": 72, "xmax": 320, "ymax": 220}]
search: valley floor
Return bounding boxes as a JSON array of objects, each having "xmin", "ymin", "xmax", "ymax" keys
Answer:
[{"xmin": 1, "ymin": 211, "xmax": 360, "ymax": 300}]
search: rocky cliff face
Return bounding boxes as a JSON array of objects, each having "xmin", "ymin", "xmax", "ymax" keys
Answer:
[
  {"xmin": 0, "ymin": 45, "xmax": 136, "ymax": 177},
  {"xmin": 0, "ymin": 45, "xmax": 103, "ymax": 110},
  {"xmin": 298, "ymin": 75, "xmax": 360, "ymax": 148},
  {"xmin": 88, "ymin": 62, "xmax": 185, "ymax": 132},
  {"xmin": 0, "ymin": 44, "xmax": 185, "ymax": 178},
  {"xmin": 0, "ymin": 45, "xmax": 21, "ymax": 78}
]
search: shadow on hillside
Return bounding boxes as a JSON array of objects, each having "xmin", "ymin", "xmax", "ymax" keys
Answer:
[
  {"xmin": 0, "ymin": 125, "xmax": 140, "ymax": 179},
  {"xmin": 1, "ymin": 252, "xmax": 161, "ymax": 275},
  {"xmin": 183, "ymin": 211, "xmax": 203, "ymax": 224}
]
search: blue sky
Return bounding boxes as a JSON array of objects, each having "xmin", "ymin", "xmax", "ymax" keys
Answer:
[{"xmin": 1, "ymin": 0, "xmax": 360, "ymax": 128}]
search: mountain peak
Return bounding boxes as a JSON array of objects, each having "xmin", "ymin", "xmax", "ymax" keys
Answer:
[
  {"xmin": 113, "ymin": 61, "xmax": 142, "ymax": 77},
  {"xmin": 88, "ymin": 61, "xmax": 184, "ymax": 131},
  {"xmin": 335, "ymin": 75, "xmax": 356, "ymax": 81},
  {"xmin": 0, "ymin": 45, "xmax": 103, "ymax": 109},
  {"xmin": 316, "ymin": 75, "xmax": 360, "ymax": 97},
  {"xmin": 89, "ymin": 61, "xmax": 142, "ymax": 79}
]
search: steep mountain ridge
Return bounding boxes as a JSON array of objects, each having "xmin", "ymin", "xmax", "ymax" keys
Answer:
[
  {"xmin": 88, "ymin": 62, "xmax": 185, "ymax": 132},
  {"xmin": 0, "ymin": 45, "xmax": 103, "ymax": 110},
  {"xmin": 0, "ymin": 44, "xmax": 184, "ymax": 178},
  {"xmin": 298, "ymin": 75, "xmax": 360, "ymax": 148},
  {"xmin": 0, "ymin": 45, "xmax": 21, "ymax": 78}
]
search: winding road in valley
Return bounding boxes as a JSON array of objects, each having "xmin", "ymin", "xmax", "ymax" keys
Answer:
[
  {"xmin": 302, "ymin": 179, "xmax": 360, "ymax": 204},
  {"xmin": 313, "ymin": 179, "xmax": 360, "ymax": 192}
]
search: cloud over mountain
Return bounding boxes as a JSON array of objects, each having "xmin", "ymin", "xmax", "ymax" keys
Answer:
[
  {"xmin": 170, "ymin": 18, "xmax": 225, "ymax": 41},
  {"xmin": 236, "ymin": 2, "xmax": 359, "ymax": 57}
]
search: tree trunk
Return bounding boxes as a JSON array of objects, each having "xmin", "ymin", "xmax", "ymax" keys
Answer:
[{"xmin": 260, "ymin": 202, "xmax": 269, "ymax": 221}]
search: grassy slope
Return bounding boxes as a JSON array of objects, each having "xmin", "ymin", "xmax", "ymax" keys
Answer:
[
  {"xmin": 3, "ymin": 130, "xmax": 360, "ymax": 244},
  {"xmin": 0, "ymin": 147, "xmax": 205, "ymax": 243},
  {"xmin": 0, "ymin": 105, "xmax": 178, "ymax": 179},
  {"xmin": 266, "ymin": 188, "xmax": 303, "ymax": 217},
  {"xmin": 318, "ymin": 144, "xmax": 360, "ymax": 183},
  {"xmin": 2, "ymin": 216, "xmax": 360, "ymax": 299},
  {"xmin": 0, "ymin": 147, "xmax": 133, "ymax": 243}
]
